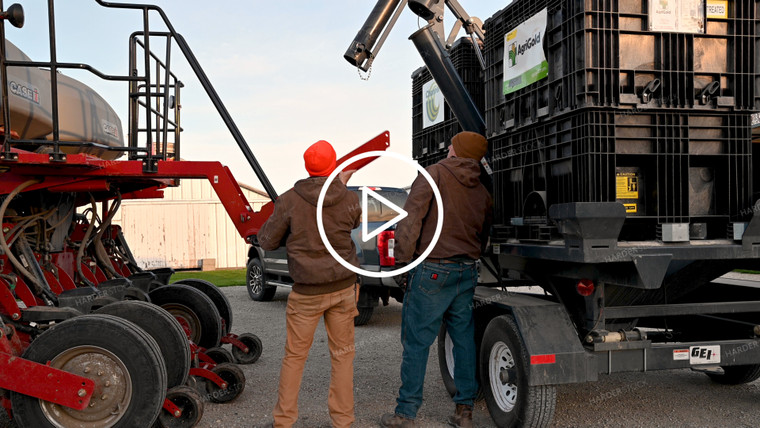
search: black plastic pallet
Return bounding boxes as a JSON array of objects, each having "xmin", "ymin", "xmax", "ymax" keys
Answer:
[
  {"xmin": 491, "ymin": 109, "xmax": 753, "ymax": 241},
  {"xmin": 484, "ymin": 0, "xmax": 760, "ymax": 137},
  {"xmin": 411, "ymin": 37, "xmax": 485, "ymax": 159}
]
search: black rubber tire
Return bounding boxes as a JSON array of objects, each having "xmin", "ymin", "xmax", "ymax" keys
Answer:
[
  {"xmin": 354, "ymin": 306, "xmax": 374, "ymax": 326},
  {"xmin": 11, "ymin": 314, "xmax": 167, "ymax": 428},
  {"xmin": 206, "ymin": 363, "xmax": 246, "ymax": 403},
  {"xmin": 90, "ymin": 295, "xmax": 119, "ymax": 311},
  {"xmin": 157, "ymin": 386, "xmax": 204, "ymax": 428},
  {"xmin": 173, "ymin": 278, "xmax": 233, "ymax": 334},
  {"xmin": 148, "ymin": 280, "xmax": 165, "ymax": 293},
  {"xmin": 149, "ymin": 284, "xmax": 223, "ymax": 349},
  {"xmin": 95, "ymin": 300, "xmax": 191, "ymax": 388},
  {"xmin": 205, "ymin": 346, "xmax": 235, "ymax": 364},
  {"xmin": 706, "ymin": 364, "xmax": 760, "ymax": 385},
  {"xmin": 230, "ymin": 333, "xmax": 263, "ymax": 364},
  {"xmin": 123, "ymin": 287, "xmax": 151, "ymax": 302},
  {"xmin": 246, "ymin": 258, "xmax": 276, "ymax": 302},
  {"xmin": 480, "ymin": 315, "xmax": 556, "ymax": 428},
  {"xmin": 437, "ymin": 324, "xmax": 483, "ymax": 401},
  {"xmin": 184, "ymin": 375, "xmax": 201, "ymax": 394}
]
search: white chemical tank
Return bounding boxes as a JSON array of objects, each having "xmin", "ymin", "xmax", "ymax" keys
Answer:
[{"xmin": 1, "ymin": 41, "xmax": 124, "ymax": 160}]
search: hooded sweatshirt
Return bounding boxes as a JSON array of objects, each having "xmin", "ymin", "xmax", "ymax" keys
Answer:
[
  {"xmin": 258, "ymin": 177, "xmax": 360, "ymax": 295},
  {"xmin": 395, "ymin": 157, "xmax": 492, "ymax": 263}
]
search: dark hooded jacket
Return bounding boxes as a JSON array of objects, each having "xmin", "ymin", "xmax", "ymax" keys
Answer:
[
  {"xmin": 395, "ymin": 157, "xmax": 492, "ymax": 262},
  {"xmin": 258, "ymin": 177, "xmax": 360, "ymax": 295}
]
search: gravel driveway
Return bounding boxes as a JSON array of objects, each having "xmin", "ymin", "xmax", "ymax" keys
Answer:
[
  {"xmin": 197, "ymin": 286, "xmax": 760, "ymax": 428},
  {"xmin": 2, "ymin": 285, "xmax": 758, "ymax": 427}
]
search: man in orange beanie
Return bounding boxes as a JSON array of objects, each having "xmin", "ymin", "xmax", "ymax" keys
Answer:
[
  {"xmin": 259, "ymin": 140, "xmax": 360, "ymax": 428},
  {"xmin": 381, "ymin": 131, "xmax": 492, "ymax": 428}
]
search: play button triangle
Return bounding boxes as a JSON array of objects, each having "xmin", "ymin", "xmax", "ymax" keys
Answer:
[{"xmin": 360, "ymin": 186, "xmax": 408, "ymax": 243}]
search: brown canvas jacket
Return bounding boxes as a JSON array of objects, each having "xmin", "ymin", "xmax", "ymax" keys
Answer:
[
  {"xmin": 395, "ymin": 157, "xmax": 492, "ymax": 263},
  {"xmin": 258, "ymin": 177, "xmax": 360, "ymax": 295}
]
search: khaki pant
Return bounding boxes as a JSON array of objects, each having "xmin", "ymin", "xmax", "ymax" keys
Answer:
[{"xmin": 272, "ymin": 285, "xmax": 359, "ymax": 428}]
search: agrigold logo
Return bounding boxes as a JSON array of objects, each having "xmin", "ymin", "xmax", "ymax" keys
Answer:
[
  {"xmin": 508, "ymin": 43, "xmax": 517, "ymax": 68},
  {"xmin": 514, "ymin": 33, "xmax": 541, "ymax": 58},
  {"xmin": 502, "ymin": 8, "xmax": 549, "ymax": 95}
]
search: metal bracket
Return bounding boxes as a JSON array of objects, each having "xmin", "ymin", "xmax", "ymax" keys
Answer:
[
  {"xmin": 47, "ymin": 152, "xmax": 67, "ymax": 162},
  {"xmin": 0, "ymin": 151, "xmax": 18, "ymax": 162},
  {"xmin": 142, "ymin": 158, "xmax": 159, "ymax": 173}
]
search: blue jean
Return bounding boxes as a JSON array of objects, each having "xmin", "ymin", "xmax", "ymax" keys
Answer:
[{"xmin": 394, "ymin": 260, "xmax": 478, "ymax": 419}]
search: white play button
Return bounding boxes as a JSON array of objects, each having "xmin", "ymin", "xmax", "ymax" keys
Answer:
[
  {"xmin": 317, "ymin": 150, "xmax": 443, "ymax": 279},
  {"xmin": 360, "ymin": 186, "xmax": 408, "ymax": 243}
]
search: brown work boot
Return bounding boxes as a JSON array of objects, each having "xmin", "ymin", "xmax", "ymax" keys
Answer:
[
  {"xmin": 380, "ymin": 412, "xmax": 416, "ymax": 427},
  {"xmin": 447, "ymin": 404, "xmax": 473, "ymax": 428}
]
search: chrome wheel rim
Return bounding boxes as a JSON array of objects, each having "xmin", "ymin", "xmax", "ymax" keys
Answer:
[
  {"xmin": 489, "ymin": 340, "xmax": 517, "ymax": 412},
  {"xmin": 248, "ymin": 264, "xmax": 263, "ymax": 294}
]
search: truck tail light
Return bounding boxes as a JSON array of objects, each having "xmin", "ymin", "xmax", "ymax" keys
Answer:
[
  {"xmin": 576, "ymin": 278, "xmax": 595, "ymax": 297},
  {"xmin": 378, "ymin": 230, "xmax": 395, "ymax": 267}
]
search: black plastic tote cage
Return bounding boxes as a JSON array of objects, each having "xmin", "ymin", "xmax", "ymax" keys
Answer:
[
  {"xmin": 481, "ymin": 0, "xmax": 759, "ymax": 243},
  {"xmin": 484, "ymin": 0, "xmax": 760, "ymax": 136},
  {"xmin": 412, "ymin": 37, "xmax": 484, "ymax": 165},
  {"xmin": 490, "ymin": 109, "xmax": 753, "ymax": 241}
]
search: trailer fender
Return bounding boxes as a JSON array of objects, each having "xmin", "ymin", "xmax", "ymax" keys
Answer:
[{"xmin": 474, "ymin": 287, "xmax": 596, "ymax": 386}]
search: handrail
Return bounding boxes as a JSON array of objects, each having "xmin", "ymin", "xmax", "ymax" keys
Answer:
[
  {"xmin": 3, "ymin": 60, "xmax": 141, "ymax": 81},
  {"xmin": 95, "ymin": 0, "xmax": 277, "ymax": 200}
]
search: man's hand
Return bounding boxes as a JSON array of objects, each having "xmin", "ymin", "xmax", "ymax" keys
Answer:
[
  {"xmin": 339, "ymin": 169, "xmax": 357, "ymax": 185},
  {"xmin": 394, "ymin": 272, "xmax": 409, "ymax": 291},
  {"xmin": 394, "ymin": 261, "xmax": 409, "ymax": 291}
]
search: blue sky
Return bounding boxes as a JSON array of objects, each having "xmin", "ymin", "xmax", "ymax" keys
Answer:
[{"xmin": 6, "ymin": 0, "xmax": 508, "ymax": 195}]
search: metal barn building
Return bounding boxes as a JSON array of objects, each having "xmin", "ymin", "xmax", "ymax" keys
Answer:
[{"xmin": 112, "ymin": 180, "xmax": 269, "ymax": 270}]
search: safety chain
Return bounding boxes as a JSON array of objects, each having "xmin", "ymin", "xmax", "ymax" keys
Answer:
[{"xmin": 357, "ymin": 56, "xmax": 374, "ymax": 81}]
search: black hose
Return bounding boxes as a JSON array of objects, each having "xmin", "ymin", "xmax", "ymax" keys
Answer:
[{"xmin": 0, "ymin": 180, "xmax": 49, "ymax": 295}]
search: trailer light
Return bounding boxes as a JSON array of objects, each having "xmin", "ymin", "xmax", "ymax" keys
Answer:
[
  {"xmin": 378, "ymin": 230, "xmax": 395, "ymax": 266},
  {"xmin": 530, "ymin": 354, "xmax": 556, "ymax": 365},
  {"xmin": 576, "ymin": 279, "xmax": 595, "ymax": 297}
]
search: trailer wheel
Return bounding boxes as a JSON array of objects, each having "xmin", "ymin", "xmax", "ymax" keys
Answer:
[
  {"xmin": 437, "ymin": 324, "xmax": 483, "ymax": 401},
  {"xmin": 206, "ymin": 363, "xmax": 246, "ymax": 403},
  {"xmin": 706, "ymin": 364, "xmax": 760, "ymax": 385},
  {"xmin": 149, "ymin": 284, "xmax": 223, "ymax": 349},
  {"xmin": 94, "ymin": 300, "xmax": 191, "ymax": 388},
  {"xmin": 157, "ymin": 386, "xmax": 204, "ymax": 428},
  {"xmin": 173, "ymin": 278, "xmax": 233, "ymax": 334},
  {"xmin": 480, "ymin": 315, "xmax": 556, "ymax": 428},
  {"xmin": 205, "ymin": 346, "xmax": 235, "ymax": 364},
  {"xmin": 230, "ymin": 333, "xmax": 263, "ymax": 364},
  {"xmin": 11, "ymin": 314, "xmax": 167, "ymax": 428},
  {"xmin": 246, "ymin": 258, "xmax": 276, "ymax": 302}
]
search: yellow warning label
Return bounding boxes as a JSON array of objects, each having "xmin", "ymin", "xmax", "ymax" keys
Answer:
[
  {"xmin": 624, "ymin": 203, "xmax": 638, "ymax": 214},
  {"xmin": 616, "ymin": 173, "xmax": 639, "ymax": 199},
  {"xmin": 706, "ymin": 0, "xmax": 728, "ymax": 19},
  {"xmin": 506, "ymin": 29, "xmax": 517, "ymax": 41}
]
